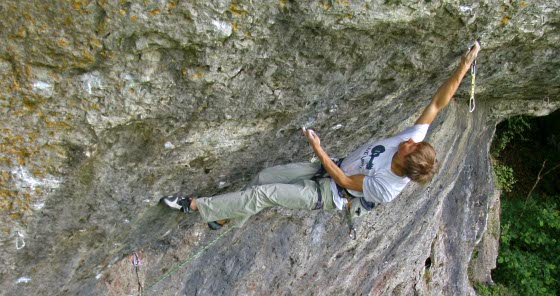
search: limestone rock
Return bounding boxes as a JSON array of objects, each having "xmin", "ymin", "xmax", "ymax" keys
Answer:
[{"xmin": 1, "ymin": 0, "xmax": 559, "ymax": 295}]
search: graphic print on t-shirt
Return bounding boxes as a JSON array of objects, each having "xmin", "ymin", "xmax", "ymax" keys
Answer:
[{"xmin": 360, "ymin": 145, "xmax": 386, "ymax": 170}]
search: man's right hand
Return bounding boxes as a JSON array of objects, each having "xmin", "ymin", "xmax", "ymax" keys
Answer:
[{"xmin": 415, "ymin": 40, "xmax": 482, "ymax": 125}]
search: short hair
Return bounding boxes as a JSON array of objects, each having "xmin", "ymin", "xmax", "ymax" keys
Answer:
[{"xmin": 403, "ymin": 141, "xmax": 439, "ymax": 184}]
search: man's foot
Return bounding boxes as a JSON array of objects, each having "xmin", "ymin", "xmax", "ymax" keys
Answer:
[
  {"xmin": 159, "ymin": 192, "xmax": 196, "ymax": 213},
  {"xmin": 208, "ymin": 219, "xmax": 229, "ymax": 230}
]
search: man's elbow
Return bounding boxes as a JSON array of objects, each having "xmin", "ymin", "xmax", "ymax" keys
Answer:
[
  {"xmin": 427, "ymin": 100, "xmax": 442, "ymax": 112},
  {"xmin": 338, "ymin": 178, "xmax": 362, "ymax": 192},
  {"xmin": 336, "ymin": 178, "xmax": 351, "ymax": 189}
]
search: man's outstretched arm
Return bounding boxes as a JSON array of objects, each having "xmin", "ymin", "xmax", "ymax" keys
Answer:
[
  {"xmin": 303, "ymin": 128, "xmax": 365, "ymax": 192},
  {"xmin": 416, "ymin": 41, "xmax": 481, "ymax": 125}
]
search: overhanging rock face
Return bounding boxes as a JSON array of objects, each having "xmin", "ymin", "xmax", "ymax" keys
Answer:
[{"xmin": 1, "ymin": 1, "xmax": 559, "ymax": 295}]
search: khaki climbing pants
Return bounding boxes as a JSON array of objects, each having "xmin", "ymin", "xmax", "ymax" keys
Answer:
[{"xmin": 196, "ymin": 162, "xmax": 336, "ymax": 227}]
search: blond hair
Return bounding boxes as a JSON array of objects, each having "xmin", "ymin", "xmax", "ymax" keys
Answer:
[{"xmin": 404, "ymin": 141, "xmax": 439, "ymax": 184}]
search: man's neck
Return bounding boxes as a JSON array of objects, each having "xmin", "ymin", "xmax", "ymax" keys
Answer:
[{"xmin": 391, "ymin": 152, "xmax": 405, "ymax": 177}]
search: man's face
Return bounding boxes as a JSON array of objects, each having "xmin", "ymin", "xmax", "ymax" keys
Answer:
[{"xmin": 397, "ymin": 138, "xmax": 419, "ymax": 162}]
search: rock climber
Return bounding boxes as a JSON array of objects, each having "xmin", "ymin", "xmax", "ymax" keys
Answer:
[{"xmin": 160, "ymin": 41, "xmax": 481, "ymax": 232}]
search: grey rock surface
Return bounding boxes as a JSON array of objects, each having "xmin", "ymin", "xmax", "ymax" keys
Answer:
[{"xmin": 1, "ymin": 0, "xmax": 559, "ymax": 295}]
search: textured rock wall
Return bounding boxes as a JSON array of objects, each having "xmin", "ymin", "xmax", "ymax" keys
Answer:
[{"xmin": 1, "ymin": 0, "xmax": 559, "ymax": 295}]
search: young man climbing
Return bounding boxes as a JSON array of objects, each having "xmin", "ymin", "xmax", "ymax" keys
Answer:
[{"xmin": 161, "ymin": 41, "xmax": 481, "ymax": 231}]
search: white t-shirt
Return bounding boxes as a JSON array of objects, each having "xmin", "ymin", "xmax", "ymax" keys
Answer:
[{"xmin": 330, "ymin": 124, "xmax": 430, "ymax": 210}]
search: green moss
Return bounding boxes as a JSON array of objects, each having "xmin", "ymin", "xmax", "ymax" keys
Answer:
[
  {"xmin": 384, "ymin": 0, "xmax": 402, "ymax": 6},
  {"xmin": 141, "ymin": 173, "xmax": 156, "ymax": 186},
  {"xmin": 424, "ymin": 268, "xmax": 431, "ymax": 283},
  {"xmin": 488, "ymin": 208, "xmax": 501, "ymax": 239},
  {"xmin": 77, "ymin": 160, "xmax": 95, "ymax": 187},
  {"xmin": 472, "ymin": 248, "xmax": 479, "ymax": 260},
  {"xmin": 22, "ymin": 96, "xmax": 40, "ymax": 109}
]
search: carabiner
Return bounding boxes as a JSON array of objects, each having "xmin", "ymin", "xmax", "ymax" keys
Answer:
[{"xmin": 16, "ymin": 231, "xmax": 26, "ymax": 250}]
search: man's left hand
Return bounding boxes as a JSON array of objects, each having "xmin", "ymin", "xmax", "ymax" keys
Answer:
[{"xmin": 460, "ymin": 41, "xmax": 480, "ymax": 68}]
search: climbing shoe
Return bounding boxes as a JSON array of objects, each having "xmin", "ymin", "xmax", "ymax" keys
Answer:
[
  {"xmin": 159, "ymin": 192, "xmax": 196, "ymax": 213},
  {"xmin": 207, "ymin": 220, "xmax": 229, "ymax": 230}
]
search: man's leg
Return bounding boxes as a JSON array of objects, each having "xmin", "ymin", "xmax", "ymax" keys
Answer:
[
  {"xmin": 196, "ymin": 177, "xmax": 332, "ymax": 227},
  {"xmin": 243, "ymin": 162, "xmax": 321, "ymax": 188},
  {"xmin": 212, "ymin": 161, "xmax": 320, "ymax": 227}
]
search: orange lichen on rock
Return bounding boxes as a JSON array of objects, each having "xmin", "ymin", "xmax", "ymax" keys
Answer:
[{"xmin": 230, "ymin": 3, "xmax": 247, "ymax": 16}]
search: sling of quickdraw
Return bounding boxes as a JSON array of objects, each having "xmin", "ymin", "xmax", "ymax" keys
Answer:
[
  {"xmin": 342, "ymin": 192, "xmax": 356, "ymax": 240},
  {"xmin": 469, "ymin": 59, "xmax": 476, "ymax": 113},
  {"xmin": 131, "ymin": 251, "xmax": 143, "ymax": 293}
]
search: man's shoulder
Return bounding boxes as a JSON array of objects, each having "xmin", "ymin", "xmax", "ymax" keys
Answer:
[{"xmin": 391, "ymin": 124, "xmax": 430, "ymax": 142}]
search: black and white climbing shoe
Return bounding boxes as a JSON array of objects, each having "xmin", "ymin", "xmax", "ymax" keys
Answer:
[{"xmin": 159, "ymin": 192, "xmax": 195, "ymax": 213}]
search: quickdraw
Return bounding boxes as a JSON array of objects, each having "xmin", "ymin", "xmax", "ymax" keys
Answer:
[
  {"xmin": 16, "ymin": 231, "xmax": 25, "ymax": 250},
  {"xmin": 131, "ymin": 251, "xmax": 142, "ymax": 267},
  {"xmin": 469, "ymin": 59, "xmax": 476, "ymax": 113},
  {"xmin": 131, "ymin": 251, "xmax": 143, "ymax": 293},
  {"xmin": 343, "ymin": 194, "xmax": 357, "ymax": 240}
]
